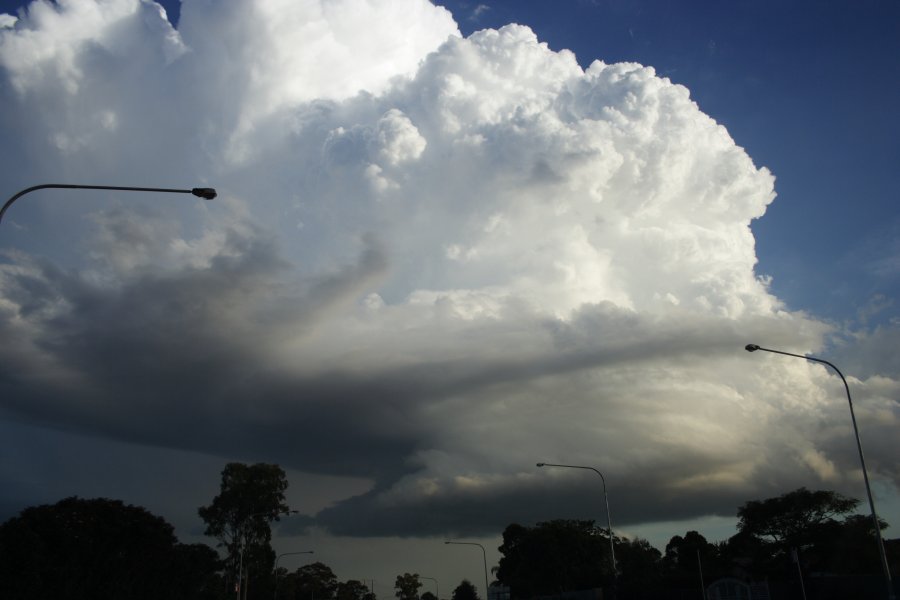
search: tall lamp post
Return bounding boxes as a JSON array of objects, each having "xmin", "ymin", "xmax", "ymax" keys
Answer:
[
  {"xmin": 745, "ymin": 343, "xmax": 894, "ymax": 600},
  {"xmin": 536, "ymin": 462, "xmax": 617, "ymax": 575},
  {"xmin": 1, "ymin": 183, "xmax": 217, "ymax": 224},
  {"xmin": 420, "ymin": 576, "xmax": 439, "ymax": 600},
  {"xmin": 273, "ymin": 550, "xmax": 314, "ymax": 600},
  {"xmin": 444, "ymin": 541, "xmax": 489, "ymax": 600}
]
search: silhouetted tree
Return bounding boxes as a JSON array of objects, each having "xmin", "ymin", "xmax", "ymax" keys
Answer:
[
  {"xmin": 615, "ymin": 536, "xmax": 662, "ymax": 598},
  {"xmin": 722, "ymin": 486, "xmax": 898, "ymax": 585},
  {"xmin": 490, "ymin": 488, "xmax": 895, "ymax": 598},
  {"xmin": 496, "ymin": 520, "xmax": 614, "ymax": 598},
  {"xmin": 664, "ymin": 531, "xmax": 714, "ymax": 571},
  {"xmin": 338, "ymin": 579, "xmax": 377, "ymax": 600},
  {"xmin": 395, "ymin": 572, "xmax": 422, "ymax": 600},
  {"xmin": 717, "ymin": 528, "xmax": 772, "ymax": 580},
  {"xmin": 275, "ymin": 561, "xmax": 340, "ymax": 600},
  {"xmin": 198, "ymin": 463, "xmax": 290, "ymax": 598},
  {"xmin": 0, "ymin": 496, "xmax": 224, "ymax": 600},
  {"xmin": 661, "ymin": 530, "xmax": 723, "ymax": 589},
  {"xmin": 737, "ymin": 487, "xmax": 858, "ymax": 547},
  {"xmin": 292, "ymin": 561, "xmax": 339, "ymax": 600},
  {"xmin": 421, "ymin": 591, "xmax": 438, "ymax": 600},
  {"xmin": 806, "ymin": 513, "xmax": 891, "ymax": 575},
  {"xmin": 451, "ymin": 579, "xmax": 480, "ymax": 600},
  {"xmin": 171, "ymin": 542, "xmax": 228, "ymax": 600},
  {"xmin": 886, "ymin": 538, "xmax": 900, "ymax": 575}
]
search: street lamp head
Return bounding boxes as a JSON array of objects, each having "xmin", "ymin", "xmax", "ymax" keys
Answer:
[
  {"xmin": 745, "ymin": 344, "xmax": 761, "ymax": 352},
  {"xmin": 191, "ymin": 187, "xmax": 217, "ymax": 200},
  {"xmin": 536, "ymin": 462, "xmax": 545, "ymax": 467}
]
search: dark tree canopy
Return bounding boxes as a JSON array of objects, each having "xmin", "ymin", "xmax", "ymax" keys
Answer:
[
  {"xmin": 171, "ymin": 542, "xmax": 227, "ymax": 599},
  {"xmin": 276, "ymin": 562, "xmax": 365, "ymax": 600},
  {"xmin": 496, "ymin": 519, "xmax": 615, "ymax": 598},
  {"xmin": 737, "ymin": 487, "xmax": 859, "ymax": 547},
  {"xmin": 664, "ymin": 530, "xmax": 714, "ymax": 569},
  {"xmin": 614, "ymin": 536, "xmax": 662, "ymax": 596},
  {"xmin": 337, "ymin": 579, "xmax": 376, "ymax": 600},
  {"xmin": 297, "ymin": 561, "xmax": 340, "ymax": 599},
  {"xmin": 5, "ymin": 475, "xmax": 893, "ymax": 600},
  {"xmin": 662, "ymin": 531, "xmax": 723, "ymax": 582},
  {"xmin": 395, "ymin": 572, "xmax": 423, "ymax": 600},
  {"xmin": 727, "ymin": 487, "xmax": 892, "ymax": 579},
  {"xmin": 493, "ymin": 489, "xmax": 894, "ymax": 597},
  {"xmin": 198, "ymin": 462, "xmax": 290, "ymax": 593},
  {"xmin": 0, "ymin": 497, "xmax": 223, "ymax": 600},
  {"xmin": 451, "ymin": 579, "xmax": 480, "ymax": 600}
]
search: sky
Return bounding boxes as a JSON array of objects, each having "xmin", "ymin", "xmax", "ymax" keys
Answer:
[{"xmin": 0, "ymin": 0, "xmax": 898, "ymax": 596}]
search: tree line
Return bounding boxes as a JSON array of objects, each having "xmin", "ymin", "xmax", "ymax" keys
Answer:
[
  {"xmin": 0, "ymin": 462, "xmax": 897, "ymax": 599},
  {"xmin": 495, "ymin": 490, "xmax": 899, "ymax": 599}
]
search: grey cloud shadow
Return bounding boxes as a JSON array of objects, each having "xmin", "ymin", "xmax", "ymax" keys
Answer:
[{"xmin": 1, "ymin": 221, "xmax": 848, "ymax": 540}]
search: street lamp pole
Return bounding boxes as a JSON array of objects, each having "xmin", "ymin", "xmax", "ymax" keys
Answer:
[
  {"xmin": 444, "ymin": 541, "xmax": 489, "ymax": 600},
  {"xmin": 536, "ymin": 462, "xmax": 617, "ymax": 575},
  {"xmin": 745, "ymin": 343, "xmax": 894, "ymax": 600},
  {"xmin": 273, "ymin": 551, "xmax": 314, "ymax": 600},
  {"xmin": 1, "ymin": 183, "xmax": 217, "ymax": 224}
]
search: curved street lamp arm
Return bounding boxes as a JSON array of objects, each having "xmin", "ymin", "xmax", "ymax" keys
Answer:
[
  {"xmin": 419, "ymin": 576, "xmax": 439, "ymax": 599},
  {"xmin": 444, "ymin": 541, "xmax": 489, "ymax": 598},
  {"xmin": 536, "ymin": 462, "xmax": 617, "ymax": 573},
  {"xmin": 1, "ymin": 183, "xmax": 217, "ymax": 224},
  {"xmin": 537, "ymin": 462, "xmax": 606, "ymax": 486},
  {"xmin": 274, "ymin": 550, "xmax": 314, "ymax": 571}
]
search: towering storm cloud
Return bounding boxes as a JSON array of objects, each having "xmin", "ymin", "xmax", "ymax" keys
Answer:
[{"xmin": 1, "ymin": 0, "xmax": 896, "ymax": 538}]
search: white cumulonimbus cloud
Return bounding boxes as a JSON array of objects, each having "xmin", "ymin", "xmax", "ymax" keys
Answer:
[{"xmin": 0, "ymin": 0, "xmax": 896, "ymax": 536}]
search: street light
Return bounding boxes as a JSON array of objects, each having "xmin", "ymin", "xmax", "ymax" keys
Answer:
[
  {"xmin": 273, "ymin": 550, "xmax": 314, "ymax": 600},
  {"xmin": 536, "ymin": 462, "xmax": 617, "ymax": 575},
  {"xmin": 444, "ymin": 541, "xmax": 489, "ymax": 600},
  {"xmin": 1, "ymin": 183, "xmax": 217, "ymax": 224},
  {"xmin": 420, "ymin": 576, "xmax": 439, "ymax": 600},
  {"xmin": 745, "ymin": 343, "xmax": 894, "ymax": 600}
]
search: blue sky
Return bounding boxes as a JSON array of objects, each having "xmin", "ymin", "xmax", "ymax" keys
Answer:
[{"xmin": 1, "ymin": 0, "xmax": 898, "ymax": 593}]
